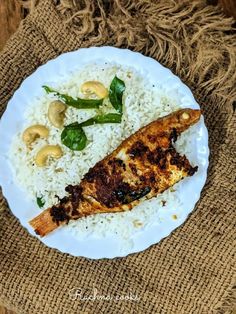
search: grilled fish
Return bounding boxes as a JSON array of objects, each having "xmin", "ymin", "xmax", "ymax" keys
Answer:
[{"xmin": 30, "ymin": 108, "xmax": 201, "ymax": 236}]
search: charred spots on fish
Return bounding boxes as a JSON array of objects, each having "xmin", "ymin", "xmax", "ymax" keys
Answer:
[
  {"xmin": 170, "ymin": 128, "xmax": 178, "ymax": 143},
  {"xmin": 139, "ymin": 175, "xmax": 146, "ymax": 182},
  {"xmin": 129, "ymin": 163, "xmax": 138, "ymax": 175},
  {"xmin": 125, "ymin": 186, "xmax": 151, "ymax": 204},
  {"xmin": 96, "ymin": 181, "xmax": 129, "ymax": 208},
  {"xmin": 147, "ymin": 147, "xmax": 168, "ymax": 170},
  {"xmin": 147, "ymin": 147, "xmax": 163, "ymax": 163},
  {"xmin": 96, "ymin": 188, "xmax": 118, "ymax": 208},
  {"xmin": 84, "ymin": 162, "xmax": 103, "ymax": 183},
  {"xmin": 108, "ymin": 158, "xmax": 126, "ymax": 174},
  {"xmin": 65, "ymin": 184, "xmax": 83, "ymax": 210},
  {"xmin": 95, "ymin": 170, "xmax": 123, "ymax": 208},
  {"xmin": 50, "ymin": 205, "xmax": 69, "ymax": 225},
  {"xmin": 188, "ymin": 165, "xmax": 198, "ymax": 176},
  {"xmin": 147, "ymin": 134, "xmax": 157, "ymax": 143},
  {"xmin": 83, "ymin": 168, "xmax": 96, "ymax": 183},
  {"xmin": 127, "ymin": 140, "xmax": 148, "ymax": 158},
  {"xmin": 71, "ymin": 207, "xmax": 80, "ymax": 217},
  {"xmin": 169, "ymin": 150, "xmax": 189, "ymax": 170},
  {"xmin": 115, "ymin": 184, "xmax": 151, "ymax": 204},
  {"xmin": 65, "ymin": 184, "xmax": 83, "ymax": 197},
  {"xmin": 170, "ymin": 155, "xmax": 182, "ymax": 167},
  {"xmin": 55, "ymin": 195, "xmax": 69, "ymax": 205},
  {"xmin": 159, "ymin": 158, "xmax": 167, "ymax": 170},
  {"xmin": 95, "ymin": 166, "xmax": 110, "ymax": 185},
  {"xmin": 140, "ymin": 172, "xmax": 156, "ymax": 185},
  {"xmin": 108, "ymin": 158, "xmax": 124, "ymax": 167},
  {"xmin": 149, "ymin": 175, "xmax": 156, "ymax": 183},
  {"xmin": 169, "ymin": 150, "xmax": 196, "ymax": 175},
  {"xmin": 113, "ymin": 182, "xmax": 131, "ymax": 203},
  {"xmin": 84, "ymin": 162, "xmax": 110, "ymax": 185},
  {"xmin": 60, "ymin": 196, "xmax": 69, "ymax": 204}
]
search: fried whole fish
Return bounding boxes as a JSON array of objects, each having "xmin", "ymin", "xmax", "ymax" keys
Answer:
[{"xmin": 30, "ymin": 108, "xmax": 201, "ymax": 236}]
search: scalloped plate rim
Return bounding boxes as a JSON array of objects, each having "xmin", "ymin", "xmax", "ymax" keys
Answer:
[{"xmin": 0, "ymin": 46, "xmax": 209, "ymax": 259}]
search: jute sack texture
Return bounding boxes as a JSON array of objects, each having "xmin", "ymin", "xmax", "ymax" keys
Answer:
[{"xmin": 0, "ymin": 0, "xmax": 235, "ymax": 313}]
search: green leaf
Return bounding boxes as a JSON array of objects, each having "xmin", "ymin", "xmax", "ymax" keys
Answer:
[
  {"xmin": 61, "ymin": 124, "xmax": 87, "ymax": 151},
  {"xmin": 109, "ymin": 76, "xmax": 125, "ymax": 113},
  {"xmin": 42, "ymin": 85, "xmax": 103, "ymax": 109},
  {"xmin": 60, "ymin": 113, "xmax": 122, "ymax": 151},
  {"xmin": 79, "ymin": 113, "xmax": 122, "ymax": 127},
  {"xmin": 36, "ymin": 196, "xmax": 45, "ymax": 208},
  {"xmin": 42, "ymin": 85, "xmax": 54, "ymax": 94},
  {"xmin": 64, "ymin": 122, "xmax": 80, "ymax": 129}
]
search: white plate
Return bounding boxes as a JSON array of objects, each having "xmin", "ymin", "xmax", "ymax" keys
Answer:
[{"xmin": 0, "ymin": 47, "xmax": 209, "ymax": 259}]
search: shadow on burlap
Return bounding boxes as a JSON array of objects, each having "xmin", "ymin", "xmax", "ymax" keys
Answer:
[{"xmin": 0, "ymin": 0, "xmax": 235, "ymax": 313}]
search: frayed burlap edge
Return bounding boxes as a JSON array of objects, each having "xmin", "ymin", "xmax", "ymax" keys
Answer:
[
  {"xmin": 20, "ymin": 0, "xmax": 39, "ymax": 12},
  {"xmin": 216, "ymin": 285, "xmax": 236, "ymax": 314},
  {"xmin": 56, "ymin": 0, "xmax": 236, "ymax": 112}
]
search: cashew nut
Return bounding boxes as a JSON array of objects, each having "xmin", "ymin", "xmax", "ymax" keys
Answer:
[
  {"xmin": 81, "ymin": 81, "xmax": 108, "ymax": 99},
  {"xmin": 48, "ymin": 100, "xmax": 67, "ymax": 128},
  {"xmin": 22, "ymin": 125, "xmax": 49, "ymax": 146},
  {"xmin": 35, "ymin": 145, "xmax": 63, "ymax": 167}
]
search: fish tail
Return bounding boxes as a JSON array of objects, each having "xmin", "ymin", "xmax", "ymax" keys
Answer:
[{"xmin": 29, "ymin": 208, "xmax": 63, "ymax": 237}]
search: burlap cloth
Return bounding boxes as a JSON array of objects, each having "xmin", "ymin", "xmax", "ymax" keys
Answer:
[{"xmin": 0, "ymin": 0, "xmax": 235, "ymax": 313}]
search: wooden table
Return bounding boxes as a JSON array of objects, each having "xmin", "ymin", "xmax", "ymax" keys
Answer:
[{"xmin": 0, "ymin": 1, "xmax": 235, "ymax": 313}]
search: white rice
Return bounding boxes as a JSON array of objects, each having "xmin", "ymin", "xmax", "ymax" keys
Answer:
[{"xmin": 10, "ymin": 63, "xmax": 198, "ymax": 248}]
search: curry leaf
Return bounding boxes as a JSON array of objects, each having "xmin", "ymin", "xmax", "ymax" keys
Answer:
[
  {"xmin": 61, "ymin": 113, "xmax": 122, "ymax": 151},
  {"xmin": 36, "ymin": 196, "xmax": 45, "ymax": 208},
  {"xmin": 42, "ymin": 85, "xmax": 103, "ymax": 109},
  {"xmin": 61, "ymin": 124, "xmax": 87, "ymax": 151},
  {"xmin": 79, "ymin": 113, "xmax": 122, "ymax": 127},
  {"xmin": 109, "ymin": 76, "xmax": 125, "ymax": 113}
]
